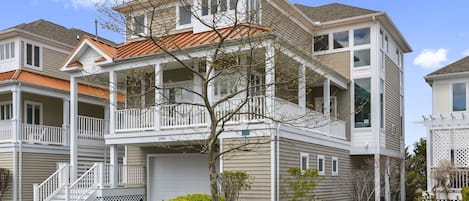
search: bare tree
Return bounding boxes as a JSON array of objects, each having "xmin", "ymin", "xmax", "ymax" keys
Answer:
[{"xmin": 0, "ymin": 168, "xmax": 11, "ymax": 201}]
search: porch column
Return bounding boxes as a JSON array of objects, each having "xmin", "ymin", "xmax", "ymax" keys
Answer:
[
  {"xmin": 298, "ymin": 64, "xmax": 306, "ymax": 113},
  {"xmin": 323, "ymin": 78, "xmax": 330, "ymax": 117},
  {"xmin": 384, "ymin": 157, "xmax": 390, "ymax": 201},
  {"xmin": 110, "ymin": 144, "xmax": 119, "ymax": 188},
  {"xmin": 11, "ymin": 85, "xmax": 21, "ymax": 142},
  {"xmin": 265, "ymin": 43, "xmax": 275, "ymax": 120},
  {"xmin": 62, "ymin": 99, "xmax": 70, "ymax": 146},
  {"xmin": 193, "ymin": 59, "xmax": 202, "ymax": 103},
  {"xmin": 104, "ymin": 105, "xmax": 110, "ymax": 135},
  {"xmin": 154, "ymin": 63, "xmax": 162, "ymax": 131},
  {"xmin": 109, "ymin": 71, "xmax": 117, "ymax": 134},
  {"xmin": 70, "ymin": 76, "xmax": 78, "ymax": 181},
  {"xmin": 374, "ymin": 154, "xmax": 381, "ymax": 201}
]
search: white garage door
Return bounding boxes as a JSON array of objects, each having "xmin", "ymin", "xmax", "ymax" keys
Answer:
[{"xmin": 149, "ymin": 154, "xmax": 210, "ymax": 201}]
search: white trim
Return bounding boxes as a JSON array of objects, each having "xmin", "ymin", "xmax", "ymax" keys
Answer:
[
  {"xmin": 299, "ymin": 152, "xmax": 309, "ymax": 172},
  {"xmin": 317, "ymin": 154, "xmax": 325, "ymax": 175},
  {"xmin": 331, "ymin": 156, "xmax": 338, "ymax": 176},
  {"xmin": 23, "ymin": 41, "xmax": 43, "ymax": 71},
  {"xmin": 23, "ymin": 100, "xmax": 43, "ymax": 125}
]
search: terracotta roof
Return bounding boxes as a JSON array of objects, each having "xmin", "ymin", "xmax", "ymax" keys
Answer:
[
  {"xmin": 427, "ymin": 56, "xmax": 469, "ymax": 77},
  {"xmin": 294, "ymin": 3, "xmax": 379, "ymax": 23},
  {"xmin": 0, "ymin": 70, "xmax": 124, "ymax": 101},
  {"xmin": 67, "ymin": 24, "xmax": 271, "ymax": 67},
  {"xmin": 8, "ymin": 19, "xmax": 116, "ymax": 46}
]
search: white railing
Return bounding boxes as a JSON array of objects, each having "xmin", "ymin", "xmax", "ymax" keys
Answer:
[
  {"xmin": 430, "ymin": 168, "xmax": 469, "ymax": 196},
  {"xmin": 78, "ymin": 115, "xmax": 104, "ymax": 140},
  {"xmin": 68, "ymin": 163, "xmax": 99, "ymax": 201},
  {"xmin": 0, "ymin": 120, "xmax": 12, "ymax": 142},
  {"xmin": 33, "ymin": 163, "xmax": 69, "ymax": 201},
  {"xmin": 22, "ymin": 124, "xmax": 65, "ymax": 146},
  {"xmin": 118, "ymin": 165, "xmax": 146, "ymax": 185},
  {"xmin": 115, "ymin": 107, "xmax": 155, "ymax": 131},
  {"xmin": 161, "ymin": 104, "xmax": 206, "ymax": 128}
]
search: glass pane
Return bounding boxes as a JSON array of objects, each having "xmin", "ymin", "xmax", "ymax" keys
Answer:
[
  {"xmin": 333, "ymin": 160, "xmax": 337, "ymax": 172},
  {"xmin": 220, "ymin": 0, "xmax": 227, "ymax": 11},
  {"xmin": 301, "ymin": 156, "xmax": 307, "ymax": 170},
  {"xmin": 133, "ymin": 15, "xmax": 145, "ymax": 34},
  {"xmin": 333, "ymin": 31, "xmax": 348, "ymax": 49},
  {"xmin": 202, "ymin": 0, "xmax": 208, "ymax": 15},
  {"xmin": 210, "ymin": 0, "xmax": 218, "ymax": 14},
  {"xmin": 354, "ymin": 49, "xmax": 370, "ymax": 67},
  {"xmin": 355, "ymin": 78, "xmax": 371, "ymax": 128},
  {"xmin": 5, "ymin": 43, "xmax": 9, "ymax": 59},
  {"xmin": 10, "ymin": 42, "xmax": 14, "ymax": 58},
  {"xmin": 453, "ymin": 83, "xmax": 466, "ymax": 111},
  {"xmin": 34, "ymin": 46, "xmax": 40, "ymax": 67},
  {"xmin": 229, "ymin": 0, "xmax": 236, "ymax": 10},
  {"xmin": 26, "ymin": 44, "xmax": 32, "ymax": 65},
  {"xmin": 34, "ymin": 105, "xmax": 40, "ymax": 125},
  {"xmin": 354, "ymin": 27, "xmax": 370, "ymax": 45},
  {"xmin": 0, "ymin": 45, "xmax": 4, "ymax": 60},
  {"xmin": 380, "ymin": 79, "xmax": 384, "ymax": 128},
  {"xmin": 318, "ymin": 158, "xmax": 323, "ymax": 171},
  {"xmin": 5, "ymin": 104, "xmax": 10, "ymax": 120},
  {"xmin": 27, "ymin": 104, "xmax": 33, "ymax": 124},
  {"xmin": 314, "ymin": 35, "xmax": 328, "ymax": 51},
  {"xmin": 0, "ymin": 105, "xmax": 4, "ymax": 120},
  {"xmin": 179, "ymin": 5, "xmax": 192, "ymax": 25}
]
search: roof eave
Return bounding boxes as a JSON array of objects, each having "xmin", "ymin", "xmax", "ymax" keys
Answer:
[
  {"xmin": 377, "ymin": 13, "xmax": 412, "ymax": 53},
  {"xmin": 425, "ymin": 71, "xmax": 469, "ymax": 85}
]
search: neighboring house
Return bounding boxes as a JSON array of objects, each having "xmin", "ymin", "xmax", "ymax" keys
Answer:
[
  {"xmin": 36, "ymin": 1, "xmax": 408, "ymax": 201},
  {"xmin": 423, "ymin": 56, "xmax": 469, "ymax": 200},
  {"xmin": 0, "ymin": 20, "xmax": 111, "ymax": 201}
]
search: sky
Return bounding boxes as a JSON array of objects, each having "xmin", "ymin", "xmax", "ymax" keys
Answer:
[{"xmin": 2, "ymin": 0, "xmax": 469, "ymax": 148}]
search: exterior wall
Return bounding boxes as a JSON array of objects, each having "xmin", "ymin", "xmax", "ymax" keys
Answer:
[
  {"xmin": 21, "ymin": 152, "xmax": 69, "ymax": 201},
  {"xmin": 278, "ymin": 137, "xmax": 353, "ymax": 201},
  {"xmin": 125, "ymin": 5, "xmax": 177, "ymax": 41},
  {"xmin": 78, "ymin": 102, "xmax": 104, "ymax": 118},
  {"xmin": 0, "ymin": 152, "xmax": 13, "ymax": 201},
  {"xmin": 432, "ymin": 81, "xmax": 451, "ymax": 114},
  {"xmin": 262, "ymin": 0, "xmax": 312, "ymax": 53},
  {"xmin": 222, "ymin": 137, "xmax": 271, "ymax": 201},
  {"xmin": 384, "ymin": 57, "xmax": 402, "ymax": 152},
  {"xmin": 126, "ymin": 145, "xmax": 202, "ymax": 166},
  {"xmin": 317, "ymin": 51, "xmax": 351, "ymax": 79},
  {"xmin": 41, "ymin": 47, "xmax": 70, "ymax": 80},
  {"xmin": 22, "ymin": 93, "xmax": 63, "ymax": 127}
]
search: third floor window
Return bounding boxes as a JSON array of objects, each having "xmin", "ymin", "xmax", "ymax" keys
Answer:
[
  {"xmin": 132, "ymin": 15, "xmax": 146, "ymax": 35},
  {"xmin": 453, "ymin": 83, "xmax": 466, "ymax": 112},
  {"xmin": 202, "ymin": 0, "xmax": 236, "ymax": 16},
  {"xmin": 25, "ymin": 43, "xmax": 41, "ymax": 68}
]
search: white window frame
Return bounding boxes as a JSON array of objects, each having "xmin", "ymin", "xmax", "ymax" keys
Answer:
[
  {"xmin": 201, "ymin": 0, "xmax": 237, "ymax": 16},
  {"xmin": 176, "ymin": 4, "xmax": 193, "ymax": 30},
  {"xmin": 317, "ymin": 154, "xmax": 325, "ymax": 175},
  {"xmin": 24, "ymin": 42, "xmax": 42, "ymax": 70},
  {"xmin": 130, "ymin": 13, "xmax": 147, "ymax": 38},
  {"xmin": 0, "ymin": 101, "xmax": 13, "ymax": 121},
  {"xmin": 24, "ymin": 100, "xmax": 43, "ymax": 125},
  {"xmin": 315, "ymin": 96, "xmax": 337, "ymax": 117},
  {"xmin": 451, "ymin": 82, "xmax": 467, "ymax": 112},
  {"xmin": 300, "ymin": 152, "xmax": 309, "ymax": 173},
  {"xmin": 331, "ymin": 156, "xmax": 338, "ymax": 176}
]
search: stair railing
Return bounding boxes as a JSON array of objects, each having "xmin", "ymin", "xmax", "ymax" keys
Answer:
[{"xmin": 33, "ymin": 163, "xmax": 70, "ymax": 201}]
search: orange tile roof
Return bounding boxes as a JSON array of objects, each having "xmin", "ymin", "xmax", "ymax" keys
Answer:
[{"xmin": 0, "ymin": 70, "xmax": 124, "ymax": 101}]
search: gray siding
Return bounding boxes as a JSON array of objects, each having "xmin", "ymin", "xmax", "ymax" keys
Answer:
[
  {"xmin": 385, "ymin": 57, "xmax": 402, "ymax": 152},
  {"xmin": 42, "ymin": 47, "xmax": 70, "ymax": 80},
  {"xmin": 279, "ymin": 137, "xmax": 353, "ymax": 201},
  {"xmin": 222, "ymin": 137, "xmax": 271, "ymax": 201},
  {"xmin": 0, "ymin": 152, "xmax": 13, "ymax": 201}
]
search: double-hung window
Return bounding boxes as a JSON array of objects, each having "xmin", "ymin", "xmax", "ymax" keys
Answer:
[
  {"xmin": 25, "ymin": 101, "xmax": 42, "ymax": 125},
  {"xmin": 0, "ymin": 102, "xmax": 12, "ymax": 121},
  {"xmin": 300, "ymin": 152, "xmax": 309, "ymax": 173},
  {"xmin": 331, "ymin": 156, "xmax": 338, "ymax": 176},
  {"xmin": 25, "ymin": 43, "xmax": 41, "ymax": 69},
  {"xmin": 317, "ymin": 155, "xmax": 325, "ymax": 175},
  {"xmin": 178, "ymin": 5, "xmax": 192, "ymax": 28},
  {"xmin": 453, "ymin": 83, "xmax": 466, "ymax": 112},
  {"xmin": 132, "ymin": 15, "xmax": 146, "ymax": 36}
]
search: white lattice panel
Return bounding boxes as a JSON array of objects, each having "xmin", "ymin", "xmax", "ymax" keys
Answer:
[
  {"xmin": 454, "ymin": 129, "xmax": 469, "ymax": 167},
  {"xmin": 432, "ymin": 129, "xmax": 451, "ymax": 166},
  {"xmin": 95, "ymin": 195, "xmax": 145, "ymax": 201}
]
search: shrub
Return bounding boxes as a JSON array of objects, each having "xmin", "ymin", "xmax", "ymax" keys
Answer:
[
  {"xmin": 168, "ymin": 194, "xmax": 225, "ymax": 201},
  {"xmin": 281, "ymin": 167, "xmax": 320, "ymax": 201},
  {"xmin": 219, "ymin": 171, "xmax": 252, "ymax": 201},
  {"xmin": 462, "ymin": 186, "xmax": 469, "ymax": 201},
  {"xmin": 0, "ymin": 168, "xmax": 11, "ymax": 201}
]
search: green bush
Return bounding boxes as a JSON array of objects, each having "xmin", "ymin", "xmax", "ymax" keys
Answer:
[
  {"xmin": 462, "ymin": 186, "xmax": 469, "ymax": 201},
  {"xmin": 168, "ymin": 194, "xmax": 225, "ymax": 201}
]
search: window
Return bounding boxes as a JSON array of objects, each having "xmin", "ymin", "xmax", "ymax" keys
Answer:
[
  {"xmin": 314, "ymin": 35, "xmax": 329, "ymax": 51},
  {"xmin": 178, "ymin": 5, "xmax": 192, "ymax": 27},
  {"xmin": 354, "ymin": 49, "xmax": 370, "ymax": 67},
  {"xmin": 25, "ymin": 101, "xmax": 42, "ymax": 125},
  {"xmin": 333, "ymin": 31, "xmax": 348, "ymax": 49},
  {"xmin": 355, "ymin": 78, "xmax": 371, "ymax": 128},
  {"xmin": 300, "ymin": 152, "xmax": 309, "ymax": 172},
  {"xmin": 314, "ymin": 96, "xmax": 337, "ymax": 117},
  {"xmin": 248, "ymin": 0, "xmax": 260, "ymax": 24},
  {"xmin": 331, "ymin": 156, "xmax": 338, "ymax": 176},
  {"xmin": 380, "ymin": 79, "xmax": 384, "ymax": 129},
  {"xmin": 453, "ymin": 83, "xmax": 466, "ymax": 111},
  {"xmin": 317, "ymin": 155, "xmax": 325, "ymax": 175},
  {"xmin": 0, "ymin": 102, "xmax": 12, "ymax": 121},
  {"xmin": 132, "ymin": 15, "xmax": 145, "ymax": 35},
  {"xmin": 0, "ymin": 42, "xmax": 14, "ymax": 61},
  {"xmin": 249, "ymin": 73, "xmax": 263, "ymax": 96},
  {"xmin": 201, "ymin": 0, "xmax": 236, "ymax": 16},
  {"xmin": 25, "ymin": 43, "xmax": 41, "ymax": 68},
  {"xmin": 354, "ymin": 27, "xmax": 370, "ymax": 46}
]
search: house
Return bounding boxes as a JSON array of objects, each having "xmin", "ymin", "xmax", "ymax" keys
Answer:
[
  {"xmin": 37, "ymin": 1, "xmax": 409, "ymax": 201},
  {"xmin": 423, "ymin": 56, "xmax": 469, "ymax": 200},
  {"xmin": 0, "ymin": 19, "xmax": 112, "ymax": 201}
]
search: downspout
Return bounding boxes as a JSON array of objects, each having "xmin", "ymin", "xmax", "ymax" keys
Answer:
[
  {"xmin": 18, "ymin": 83, "xmax": 22, "ymax": 201},
  {"xmin": 12, "ymin": 139, "xmax": 16, "ymax": 201},
  {"xmin": 272, "ymin": 123, "xmax": 280, "ymax": 201}
]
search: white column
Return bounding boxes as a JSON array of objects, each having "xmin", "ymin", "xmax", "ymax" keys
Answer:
[
  {"xmin": 384, "ymin": 157, "xmax": 390, "ymax": 201},
  {"xmin": 265, "ymin": 43, "xmax": 275, "ymax": 120},
  {"xmin": 70, "ymin": 76, "xmax": 78, "ymax": 181},
  {"xmin": 11, "ymin": 86, "xmax": 21, "ymax": 142},
  {"xmin": 323, "ymin": 78, "xmax": 330, "ymax": 117},
  {"xmin": 400, "ymin": 158, "xmax": 405, "ymax": 201},
  {"xmin": 154, "ymin": 63, "xmax": 162, "ymax": 130},
  {"xmin": 374, "ymin": 153, "xmax": 381, "ymax": 201},
  {"xmin": 193, "ymin": 59, "xmax": 202, "ymax": 103},
  {"xmin": 109, "ymin": 71, "xmax": 117, "ymax": 134},
  {"xmin": 206, "ymin": 57, "xmax": 214, "ymax": 125},
  {"xmin": 110, "ymin": 144, "xmax": 119, "ymax": 188},
  {"xmin": 62, "ymin": 99, "xmax": 70, "ymax": 146},
  {"xmin": 104, "ymin": 105, "xmax": 110, "ymax": 135},
  {"xmin": 298, "ymin": 64, "xmax": 306, "ymax": 113}
]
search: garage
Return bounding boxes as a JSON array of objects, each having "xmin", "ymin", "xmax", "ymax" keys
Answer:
[{"xmin": 148, "ymin": 154, "xmax": 210, "ymax": 201}]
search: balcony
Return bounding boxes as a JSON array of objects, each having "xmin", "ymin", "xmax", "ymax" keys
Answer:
[
  {"xmin": 0, "ymin": 115, "xmax": 104, "ymax": 146},
  {"xmin": 429, "ymin": 168, "xmax": 469, "ymax": 200}
]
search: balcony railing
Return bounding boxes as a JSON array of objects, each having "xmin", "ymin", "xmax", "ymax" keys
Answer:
[
  {"xmin": 430, "ymin": 168, "xmax": 469, "ymax": 194},
  {"xmin": 0, "ymin": 121, "xmax": 12, "ymax": 142},
  {"xmin": 22, "ymin": 124, "xmax": 65, "ymax": 146}
]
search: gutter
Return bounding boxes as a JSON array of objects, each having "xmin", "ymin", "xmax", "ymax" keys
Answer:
[{"xmin": 424, "ymin": 71, "xmax": 469, "ymax": 85}]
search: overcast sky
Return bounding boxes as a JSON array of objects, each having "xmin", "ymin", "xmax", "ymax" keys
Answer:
[{"xmin": 3, "ymin": 0, "xmax": 469, "ymax": 148}]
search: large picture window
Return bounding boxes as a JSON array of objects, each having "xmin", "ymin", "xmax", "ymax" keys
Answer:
[
  {"xmin": 453, "ymin": 83, "xmax": 466, "ymax": 111},
  {"xmin": 354, "ymin": 49, "xmax": 370, "ymax": 67},
  {"xmin": 333, "ymin": 31, "xmax": 349, "ymax": 49},
  {"xmin": 355, "ymin": 78, "xmax": 371, "ymax": 128},
  {"xmin": 314, "ymin": 34, "xmax": 329, "ymax": 52},
  {"xmin": 354, "ymin": 27, "xmax": 370, "ymax": 46}
]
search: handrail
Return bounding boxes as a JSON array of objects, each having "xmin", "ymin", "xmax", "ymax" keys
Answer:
[
  {"xmin": 77, "ymin": 115, "xmax": 105, "ymax": 140},
  {"xmin": 68, "ymin": 163, "xmax": 99, "ymax": 201},
  {"xmin": 33, "ymin": 163, "xmax": 69, "ymax": 201}
]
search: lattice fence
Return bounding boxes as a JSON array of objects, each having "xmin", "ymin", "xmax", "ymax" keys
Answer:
[
  {"xmin": 432, "ymin": 129, "xmax": 451, "ymax": 166},
  {"xmin": 433, "ymin": 128, "xmax": 469, "ymax": 167},
  {"xmin": 95, "ymin": 195, "xmax": 145, "ymax": 201}
]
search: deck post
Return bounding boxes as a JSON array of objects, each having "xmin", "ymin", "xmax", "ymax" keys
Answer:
[
  {"xmin": 70, "ymin": 76, "xmax": 78, "ymax": 181},
  {"xmin": 110, "ymin": 145, "xmax": 119, "ymax": 188},
  {"xmin": 11, "ymin": 85, "xmax": 21, "ymax": 142},
  {"xmin": 298, "ymin": 64, "xmax": 306, "ymax": 114},
  {"xmin": 62, "ymin": 99, "xmax": 70, "ymax": 146},
  {"xmin": 323, "ymin": 78, "xmax": 331, "ymax": 118},
  {"xmin": 265, "ymin": 42, "xmax": 275, "ymax": 121},
  {"xmin": 109, "ymin": 71, "xmax": 117, "ymax": 134},
  {"xmin": 154, "ymin": 63, "xmax": 162, "ymax": 130}
]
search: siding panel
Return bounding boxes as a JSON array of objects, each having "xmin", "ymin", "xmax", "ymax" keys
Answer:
[
  {"xmin": 385, "ymin": 57, "xmax": 402, "ymax": 152},
  {"xmin": 42, "ymin": 47, "xmax": 69, "ymax": 80},
  {"xmin": 0, "ymin": 152, "xmax": 13, "ymax": 201}
]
